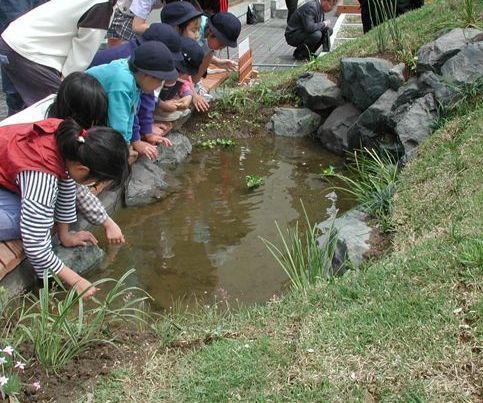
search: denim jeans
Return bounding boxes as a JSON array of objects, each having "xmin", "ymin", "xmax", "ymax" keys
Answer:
[{"xmin": 0, "ymin": 188, "xmax": 21, "ymax": 241}]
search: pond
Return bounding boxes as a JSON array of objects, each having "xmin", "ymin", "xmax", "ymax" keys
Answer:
[{"xmin": 89, "ymin": 135, "xmax": 352, "ymax": 311}]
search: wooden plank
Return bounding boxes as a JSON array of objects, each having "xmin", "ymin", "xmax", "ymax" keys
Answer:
[
  {"xmin": 238, "ymin": 49, "xmax": 253, "ymax": 84},
  {"xmin": 0, "ymin": 241, "xmax": 24, "ymax": 281},
  {"xmin": 6, "ymin": 240, "xmax": 24, "ymax": 258},
  {"xmin": 201, "ymin": 71, "xmax": 230, "ymax": 91},
  {"xmin": 336, "ymin": 4, "xmax": 360, "ymax": 16}
]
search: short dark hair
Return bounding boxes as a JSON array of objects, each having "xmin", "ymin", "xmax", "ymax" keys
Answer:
[
  {"xmin": 48, "ymin": 72, "xmax": 108, "ymax": 128},
  {"xmin": 56, "ymin": 119, "xmax": 130, "ymax": 190}
]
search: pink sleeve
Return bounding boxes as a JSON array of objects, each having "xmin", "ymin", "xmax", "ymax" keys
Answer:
[{"xmin": 178, "ymin": 79, "xmax": 193, "ymax": 97}]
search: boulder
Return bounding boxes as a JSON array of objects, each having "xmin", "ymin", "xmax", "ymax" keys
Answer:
[
  {"xmin": 340, "ymin": 57, "xmax": 405, "ymax": 110},
  {"xmin": 317, "ymin": 209, "xmax": 376, "ymax": 275},
  {"xmin": 416, "ymin": 28, "xmax": 482, "ymax": 74},
  {"xmin": 125, "ymin": 156, "xmax": 168, "ymax": 207},
  {"xmin": 295, "ymin": 72, "xmax": 344, "ymax": 111},
  {"xmin": 155, "ymin": 131, "xmax": 192, "ymax": 168},
  {"xmin": 346, "ymin": 89, "xmax": 402, "ymax": 153},
  {"xmin": 268, "ymin": 107, "xmax": 321, "ymax": 137},
  {"xmin": 390, "ymin": 92, "xmax": 438, "ymax": 159},
  {"xmin": 317, "ymin": 103, "xmax": 361, "ymax": 155},
  {"xmin": 418, "ymin": 71, "xmax": 460, "ymax": 108},
  {"xmin": 440, "ymin": 42, "xmax": 483, "ymax": 84},
  {"xmin": 54, "ymin": 244, "xmax": 105, "ymax": 275}
]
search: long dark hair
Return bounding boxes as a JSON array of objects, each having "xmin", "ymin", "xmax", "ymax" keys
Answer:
[
  {"xmin": 48, "ymin": 72, "xmax": 108, "ymax": 129},
  {"xmin": 56, "ymin": 119, "xmax": 130, "ymax": 190}
]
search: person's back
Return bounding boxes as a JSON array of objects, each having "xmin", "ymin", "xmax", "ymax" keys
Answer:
[
  {"xmin": 285, "ymin": 0, "xmax": 323, "ymax": 38},
  {"xmin": 90, "ymin": 40, "xmax": 137, "ymax": 68}
]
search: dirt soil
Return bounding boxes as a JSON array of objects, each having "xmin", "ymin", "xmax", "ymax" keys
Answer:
[{"xmin": 16, "ymin": 327, "xmax": 158, "ymax": 402}]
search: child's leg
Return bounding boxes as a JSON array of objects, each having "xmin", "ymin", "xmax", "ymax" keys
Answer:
[{"xmin": 0, "ymin": 188, "xmax": 21, "ymax": 241}]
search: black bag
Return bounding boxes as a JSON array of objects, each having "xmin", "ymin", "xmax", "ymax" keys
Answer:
[{"xmin": 247, "ymin": 5, "xmax": 258, "ymax": 24}]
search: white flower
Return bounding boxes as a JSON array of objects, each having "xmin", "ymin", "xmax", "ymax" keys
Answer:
[
  {"xmin": 14, "ymin": 361, "xmax": 25, "ymax": 370},
  {"xmin": 32, "ymin": 381, "xmax": 41, "ymax": 391},
  {"xmin": 0, "ymin": 357, "xmax": 6, "ymax": 365},
  {"xmin": 307, "ymin": 348, "xmax": 315, "ymax": 353},
  {"xmin": 0, "ymin": 376, "xmax": 8, "ymax": 387},
  {"xmin": 2, "ymin": 346, "xmax": 13, "ymax": 356}
]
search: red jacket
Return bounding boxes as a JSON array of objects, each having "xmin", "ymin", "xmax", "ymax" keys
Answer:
[{"xmin": 0, "ymin": 118, "xmax": 67, "ymax": 194}]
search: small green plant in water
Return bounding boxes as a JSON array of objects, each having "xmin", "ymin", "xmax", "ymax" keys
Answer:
[
  {"xmin": 199, "ymin": 138, "xmax": 236, "ymax": 149},
  {"xmin": 260, "ymin": 197, "xmax": 341, "ymax": 290},
  {"xmin": 321, "ymin": 165, "xmax": 336, "ymax": 177},
  {"xmin": 15, "ymin": 269, "xmax": 151, "ymax": 373},
  {"xmin": 246, "ymin": 175, "xmax": 264, "ymax": 189}
]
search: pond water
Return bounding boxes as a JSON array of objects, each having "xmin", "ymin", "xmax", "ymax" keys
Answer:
[{"xmin": 89, "ymin": 135, "xmax": 352, "ymax": 311}]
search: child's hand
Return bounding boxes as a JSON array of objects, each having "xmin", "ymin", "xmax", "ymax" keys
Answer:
[
  {"xmin": 133, "ymin": 140, "xmax": 159, "ymax": 160},
  {"xmin": 60, "ymin": 230, "xmax": 98, "ymax": 247},
  {"xmin": 192, "ymin": 93, "xmax": 210, "ymax": 112},
  {"xmin": 219, "ymin": 59, "xmax": 238, "ymax": 71},
  {"xmin": 157, "ymin": 136, "xmax": 173, "ymax": 148},
  {"xmin": 74, "ymin": 277, "xmax": 99, "ymax": 300},
  {"xmin": 153, "ymin": 122, "xmax": 172, "ymax": 136},
  {"xmin": 103, "ymin": 217, "xmax": 125, "ymax": 245}
]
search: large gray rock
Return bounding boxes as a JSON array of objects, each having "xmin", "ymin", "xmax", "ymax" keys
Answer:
[
  {"xmin": 340, "ymin": 57, "xmax": 405, "ymax": 110},
  {"xmin": 347, "ymin": 89, "xmax": 402, "ymax": 153},
  {"xmin": 268, "ymin": 107, "xmax": 321, "ymax": 137},
  {"xmin": 155, "ymin": 131, "xmax": 192, "ymax": 168},
  {"xmin": 125, "ymin": 156, "xmax": 168, "ymax": 207},
  {"xmin": 295, "ymin": 72, "xmax": 344, "ymax": 111},
  {"xmin": 317, "ymin": 103, "xmax": 361, "ymax": 155},
  {"xmin": 417, "ymin": 28, "xmax": 482, "ymax": 74},
  {"xmin": 317, "ymin": 209, "xmax": 376, "ymax": 275},
  {"xmin": 54, "ymin": 244, "xmax": 105, "ymax": 275},
  {"xmin": 441, "ymin": 42, "xmax": 483, "ymax": 84},
  {"xmin": 418, "ymin": 71, "xmax": 461, "ymax": 108},
  {"xmin": 390, "ymin": 92, "xmax": 438, "ymax": 159}
]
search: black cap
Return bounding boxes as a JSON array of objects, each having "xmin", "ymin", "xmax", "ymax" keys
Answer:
[
  {"xmin": 207, "ymin": 12, "xmax": 241, "ymax": 48},
  {"xmin": 177, "ymin": 37, "xmax": 204, "ymax": 75},
  {"xmin": 131, "ymin": 42, "xmax": 178, "ymax": 81},
  {"xmin": 160, "ymin": 2, "xmax": 204, "ymax": 27},
  {"xmin": 140, "ymin": 23, "xmax": 183, "ymax": 62}
]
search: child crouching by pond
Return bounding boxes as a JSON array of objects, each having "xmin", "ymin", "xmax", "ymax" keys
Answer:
[
  {"xmin": 0, "ymin": 119, "xmax": 129, "ymax": 298},
  {"xmin": 86, "ymin": 41, "xmax": 178, "ymax": 162},
  {"xmin": 154, "ymin": 37, "xmax": 204, "ymax": 127}
]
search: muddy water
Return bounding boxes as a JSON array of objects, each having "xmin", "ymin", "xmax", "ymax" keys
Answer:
[{"xmin": 90, "ymin": 136, "xmax": 352, "ymax": 310}]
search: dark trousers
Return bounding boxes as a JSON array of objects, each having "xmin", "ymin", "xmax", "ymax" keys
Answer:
[
  {"xmin": 0, "ymin": 38, "xmax": 61, "ymax": 115},
  {"xmin": 285, "ymin": 0, "xmax": 298, "ymax": 22},
  {"xmin": 286, "ymin": 28, "xmax": 331, "ymax": 59}
]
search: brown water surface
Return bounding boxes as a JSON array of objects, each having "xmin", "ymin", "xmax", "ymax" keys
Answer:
[{"xmin": 90, "ymin": 136, "xmax": 351, "ymax": 310}]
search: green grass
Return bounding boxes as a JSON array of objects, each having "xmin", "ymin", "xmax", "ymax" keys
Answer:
[{"xmin": 82, "ymin": 96, "xmax": 483, "ymax": 402}]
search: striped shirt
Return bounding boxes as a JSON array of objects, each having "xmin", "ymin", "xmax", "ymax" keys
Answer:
[{"xmin": 18, "ymin": 170, "xmax": 77, "ymax": 278}]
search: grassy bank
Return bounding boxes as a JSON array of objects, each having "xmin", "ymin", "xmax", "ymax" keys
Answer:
[{"xmin": 82, "ymin": 100, "xmax": 482, "ymax": 401}]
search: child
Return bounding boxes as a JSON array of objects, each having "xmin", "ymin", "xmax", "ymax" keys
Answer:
[
  {"xmin": 0, "ymin": 0, "xmax": 116, "ymax": 115},
  {"xmin": 160, "ymin": 1, "xmax": 204, "ymax": 38},
  {"xmin": 193, "ymin": 12, "xmax": 241, "ymax": 112},
  {"xmin": 107, "ymin": 0, "xmax": 164, "ymax": 47},
  {"xmin": 0, "ymin": 118, "xmax": 129, "ymax": 298},
  {"xmin": 0, "ymin": 72, "xmax": 126, "ymax": 245},
  {"xmin": 90, "ymin": 23, "xmax": 183, "ymax": 144},
  {"xmin": 155, "ymin": 37, "xmax": 204, "ymax": 124},
  {"xmin": 86, "ymin": 42, "xmax": 178, "ymax": 161}
]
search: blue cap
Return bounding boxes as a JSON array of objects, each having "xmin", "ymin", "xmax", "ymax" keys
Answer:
[
  {"xmin": 178, "ymin": 37, "xmax": 204, "ymax": 75},
  {"xmin": 207, "ymin": 12, "xmax": 241, "ymax": 48},
  {"xmin": 160, "ymin": 1, "xmax": 204, "ymax": 27},
  {"xmin": 141, "ymin": 23, "xmax": 183, "ymax": 62},
  {"xmin": 132, "ymin": 42, "xmax": 178, "ymax": 81}
]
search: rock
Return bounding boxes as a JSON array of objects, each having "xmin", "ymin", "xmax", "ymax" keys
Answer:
[
  {"xmin": 317, "ymin": 103, "xmax": 361, "ymax": 155},
  {"xmin": 418, "ymin": 71, "xmax": 460, "ymax": 108},
  {"xmin": 155, "ymin": 131, "xmax": 192, "ymax": 168},
  {"xmin": 268, "ymin": 107, "xmax": 321, "ymax": 137},
  {"xmin": 347, "ymin": 89, "xmax": 402, "ymax": 154},
  {"xmin": 390, "ymin": 92, "xmax": 438, "ymax": 159},
  {"xmin": 54, "ymin": 244, "xmax": 105, "ymax": 275},
  {"xmin": 125, "ymin": 156, "xmax": 168, "ymax": 207},
  {"xmin": 416, "ymin": 28, "xmax": 482, "ymax": 74},
  {"xmin": 295, "ymin": 72, "xmax": 344, "ymax": 111},
  {"xmin": 440, "ymin": 42, "xmax": 483, "ymax": 84},
  {"xmin": 317, "ymin": 209, "xmax": 376, "ymax": 275},
  {"xmin": 340, "ymin": 57, "xmax": 404, "ymax": 110}
]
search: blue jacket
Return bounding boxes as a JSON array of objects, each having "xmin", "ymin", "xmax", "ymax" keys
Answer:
[
  {"xmin": 89, "ymin": 39, "xmax": 157, "ymax": 139},
  {"xmin": 86, "ymin": 59, "xmax": 141, "ymax": 143}
]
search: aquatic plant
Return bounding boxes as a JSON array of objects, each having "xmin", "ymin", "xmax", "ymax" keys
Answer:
[
  {"xmin": 199, "ymin": 138, "xmax": 236, "ymax": 149},
  {"xmin": 245, "ymin": 175, "xmax": 264, "ymax": 189},
  {"xmin": 330, "ymin": 148, "xmax": 399, "ymax": 231},
  {"xmin": 321, "ymin": 165, "xmax": 336, "ymax": 177},
  {"xmin": 15, "ymin": 269, "xmax": 151, "ymax": 372},
  {"xmin": 260, "ymin": 198, "xmax": 340, "ymax": 290}
]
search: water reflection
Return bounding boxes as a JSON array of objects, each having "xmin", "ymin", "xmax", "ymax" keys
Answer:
[{"xmin": 90, "ymin": 136, "xmax": 351, "ymax": 310}]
